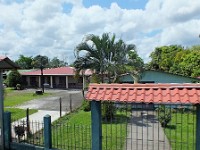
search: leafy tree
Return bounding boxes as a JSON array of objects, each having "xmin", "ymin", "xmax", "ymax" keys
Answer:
[
  {"xmin": 49, "ymin": 57, "xmax": 67, "ymax": 68},
  {"xmin": 32, "ymin": 55, "xmax": 49, "ymax": 68},
  {"xmin": 125, "ymin": 51, "xmax": 144, "ymax": 83},
  {"xmin": 15, "ymin": 55, "xmax": 33, "ymax": 69},
  {"xmin": 7, "ymin": 70, "xmax": 22, "ymax": 88},
  {"xmin": 149, "ymin": 45, "xmax": 183, "ymax": 71},
  {"xmin": 179, "ymin": 49, "xmax": 200, "ymax": 77},
  {"xmin": 149, "ymin": 45, "xmax": 200, "ymax": 78}
]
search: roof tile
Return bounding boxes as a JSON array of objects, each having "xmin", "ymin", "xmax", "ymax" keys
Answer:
[{"xmin": 86, "ymin": 83, "xmax": 200, "ymax": 104}]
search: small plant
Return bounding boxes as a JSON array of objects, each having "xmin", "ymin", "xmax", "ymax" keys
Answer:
[
  {"xmin": 16, "ymin": 84, "xmax": 21, "ymax": 90},
  {"xmin": 82, "ymin": 100, "xmax": 91, "ymax": 111},
  {"xmin": 156, "ymin": 105, "xmax": 171, "ymax": 128},
  {"xmin": 102, "ymin": 101, "xmax": 116, "ymax": 121}
]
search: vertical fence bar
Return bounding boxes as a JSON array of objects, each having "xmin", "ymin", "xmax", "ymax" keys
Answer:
[
  {"xmin": 44, "ymin": 115, "xmax": 52, "ymax": 150},
  {"xmin": 26, "ymin": 108, "xmax": 30, "ymax": 138},
  {"xmin": 69, "ymin": 94, "xmax": 72, "ymax": 112},
  {"xmin": 91, "ymin": 100, "xmax": 102, "ymax": 150},
  {"xmin": 4, "ymin": 112, "xmax": 11, "ymax": 150},
  {"xmin": 59, "ymin": 97, "xmax": 62, "ymax": 117},
  {"xmin": 196, "ymin": 104, "xmax": 200, "ymax": 150}
]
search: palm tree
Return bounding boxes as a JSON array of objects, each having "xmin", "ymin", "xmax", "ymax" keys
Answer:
[
  {"xmin": 74, "ymin": 33, "xmax": 110, "ymax": 83},
  {"xmin": 74, "ymin": 33, "xmax": 141, "ymax": 83},
  {"xmin": 126, "ymin": 51, "xmax": 144, "ymax": 83}
]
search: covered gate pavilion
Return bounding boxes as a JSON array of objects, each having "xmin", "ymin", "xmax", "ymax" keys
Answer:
[{"xmin": 86, "ymin": 83, "xmax": 200, "ymax": 150}]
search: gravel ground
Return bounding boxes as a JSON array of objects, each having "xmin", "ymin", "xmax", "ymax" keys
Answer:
[{"xmin": 16, "ymin": 89, "xmax": 84, "ymax": 111}]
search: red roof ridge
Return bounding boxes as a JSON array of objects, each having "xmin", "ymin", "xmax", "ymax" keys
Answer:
[{"xmin": 88, "ymin": 83, "xmax": 200, "ymax": 88}]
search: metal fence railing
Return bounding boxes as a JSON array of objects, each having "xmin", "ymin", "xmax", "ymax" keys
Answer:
[
  {"xmin": 12, "ymin": 119, "xmax": 44, "ymax": 146},
  {"xmin": 10, "ymin": 102, "xmax": 197, "ymax": 150},
  {"xmin": 52, "ymin": 123, "xmax": 91, "ymax": 149},
  {"xmin": 101, "ymin": 102, "xmax": 196, "ymax": 150}
]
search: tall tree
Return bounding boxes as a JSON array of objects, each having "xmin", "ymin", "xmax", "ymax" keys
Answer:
[
  {"xmin": 149, "ymin": 45, "xmax": 184, "ymax": 71},
  {"xmin": 125, "ymin": 51, "xmax": 144, "ymax": 83},
  {"xmin": 149, "ymin": 45, "xmax": 200, "ymax": 77},
  {"xmin": 15, "ymin": 55, "xmax": 33, "ymax": 69},
  {"xmin": 74, "ymin": 33, "xmax": 139, "ymax": 83},
  {"xmin": 49, "ymin": 57, "xmax": 67, "ymax": 68},
  {"xmin": 74, "ymin": 33, "xmax": 111, "ymax": 82},
  {"xmin": 32, "ymin": 55, "xmax": 49, "ymax": 69}
]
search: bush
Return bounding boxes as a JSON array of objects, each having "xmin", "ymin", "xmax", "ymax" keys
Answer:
[
  {"xmin": 90, "ymin": 73, "xmax": 101, "ymax": 83},
  {"xmin": 156, "ymin": 105, "xmax": 171, "ymax": 128},
  {"xmin": 82, "ymin": 100, "xmax": 91, "ymax": 111},
  {"xmin": 102, "ymin": 101, "xmax": 116, "ymax": 121},
  {"xmin": 16, "ymin": 84, "xmax": 21, "ymax": 90},
  {"xmin": 7, "ymin": 70, "xmax": 22, "ymax": 88}
]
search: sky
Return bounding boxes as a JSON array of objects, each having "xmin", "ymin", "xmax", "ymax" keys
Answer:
[{"xmin": 0, "ymin": 0, "xmax": 200, "ymax": 64}]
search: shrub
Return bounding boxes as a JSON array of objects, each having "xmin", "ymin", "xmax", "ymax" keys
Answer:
[
  {"xmin": 156, "ymin": 105, "xmax": 171, "ymax": 128},
  {"xmin": 90, "ymin": 73, "xmax": 101, "ymax": 83},
  {"xmin": 102, "ymin": 101, "xmax": 116, "ymax": 121},
  {"xmin": 82, "ymin": 100, "xmax": 91, "ymax": 111},
  {"xmin": 7, "ymin": 70, "xmax": 22, "ymax": 88},
  {"xmin": 16, "ymin": 84, "xmax": 21, "ymax": 90}
]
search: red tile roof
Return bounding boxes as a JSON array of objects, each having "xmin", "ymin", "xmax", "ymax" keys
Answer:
[
  {"xmin": 21, "ymin": 66, "xmax": 93, "ymax": 76},
  {"xmin": 86, "ymin": 83, "xmax": 200, "ymax": 104}
]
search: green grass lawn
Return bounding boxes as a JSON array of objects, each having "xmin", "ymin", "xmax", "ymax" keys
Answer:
[
  {"xmin": 164, "ymin": 112, "xmax": 196, "ymax": 150},
  {"xmin": 3, "ymin": 88, "xmax": 51, "ymax": 122},
  {"xmin": 50, "ymin": 110, "xmax": 128, "ymax": 150},
  {"xmin": 4, "ymin": 91, "xmax": 51, "ymax": 107},
  {"xmin": 4, "ymin": 108, "xmax": 38, "ymax": 122}
]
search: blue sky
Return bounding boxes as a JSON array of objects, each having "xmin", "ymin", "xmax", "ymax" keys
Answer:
[
  {"xmin": 83, "ymin": 0, "xmax": 148, "ymax": 9},
  {"xmin": 0, "ymin": 0, "xmax": 200, "ymax": 64}
]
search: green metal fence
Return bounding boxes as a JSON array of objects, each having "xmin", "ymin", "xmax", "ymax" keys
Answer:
[
  {"xmin": 52, "ymin": 123, "xmax": 91, "ymax": 149},
  {"xmin": 7, "ymin": 102, "xmax": 198, "ymax": 150},
  {"xmin": 101, "ymin": 102, "xmax": 196, "ymax": 150}
]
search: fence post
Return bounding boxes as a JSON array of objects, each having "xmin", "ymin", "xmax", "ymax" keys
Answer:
[
  {"xmin": 26, "ymin": 108, "xmax": 31, "ymax": 137},
  {"xmin": 91, "ymin": 100, "xmax": 102, "ymax": 150},
  {"xmin": 4, "ymin": 112, "xmax": 11, "ymax": 150},
  {"xmin": 59, "ymin": 97, "xmax": 62, "ymax": 117},
  {"xmin": 69, "ymin": 94, "xmax": 72, "ymax": 112},
  {"xmin": 196, "ymin": 104, "xmax": 200, "ymax": 150},
  {"xmin": 44, "ymin": 115, "xmax": 52, "ymax": 150}
]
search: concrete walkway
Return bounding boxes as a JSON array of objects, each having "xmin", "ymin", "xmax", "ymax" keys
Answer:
[
  {"xmin": 125, "ymin": 111, "xmax": 171, "ymax": 150},
  {"xmin": 12, "ymin": 110, "xmax": 68, "ymax": 138},
  {"xmin": 11, "ymin": 89, "xmax": 84, "ymax": 140}
]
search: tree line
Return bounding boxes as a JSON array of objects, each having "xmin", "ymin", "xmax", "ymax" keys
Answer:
[
  {"xmin": 147, "ymin": 45, "xmax": 200, "ymax": 77},
  {"xmin": 15, "ymin": 55, "xmax": 68, "ymax": 69},
  {"xmin": 14, "ymin": 33, "xmax": 200, "ymax": 79}
]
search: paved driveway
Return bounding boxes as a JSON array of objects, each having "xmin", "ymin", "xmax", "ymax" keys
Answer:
[
  {"xmin": 16, "ymin": 89, "xmax": 84, "ymax": 112},
  {"xmin": 125, "ymin": 111, "xmax": 171, "ymax": 150}
]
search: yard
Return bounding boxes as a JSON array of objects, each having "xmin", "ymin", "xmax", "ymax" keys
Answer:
[
  {"xmin": 50, "ymin": 109, "xmax": 128, "ymax": 150},
  {"xmin": 4, "ymin": 88, "xmax": 51, "ymax": 121},
  {"xmin": 164, "ymin": 110, "xmax": 196, "ymax": 150},
  {"xmin": 25, "ymin": 109, "xmax": 128, "ymax": 149}
]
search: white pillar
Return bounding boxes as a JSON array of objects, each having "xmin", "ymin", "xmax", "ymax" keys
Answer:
[
  {"xmin": 66, "ymin": 76, "xmax": 68, "ymax": 89},
  {"xmin": 39, "ymin": 76, "xmax": 41, "ymax": 88},
  {"xmin": 50, "ymin": 76, "xmax": 53, "ymax": 88}
]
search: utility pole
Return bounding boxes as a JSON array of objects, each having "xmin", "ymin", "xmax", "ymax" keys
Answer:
[{"xmin": 40, "ymin": 58, "xmax": 44, "ymax": 93}]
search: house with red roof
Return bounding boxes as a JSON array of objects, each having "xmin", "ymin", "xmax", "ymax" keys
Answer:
[{"xmin": 20, "ymin": 66, "xmax": 93, "ymax": 89}]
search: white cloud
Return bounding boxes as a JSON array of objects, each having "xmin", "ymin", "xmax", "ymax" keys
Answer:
[{"xmin": 0, "ymin": 0, "xmax": 200, "ymax": 64}]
